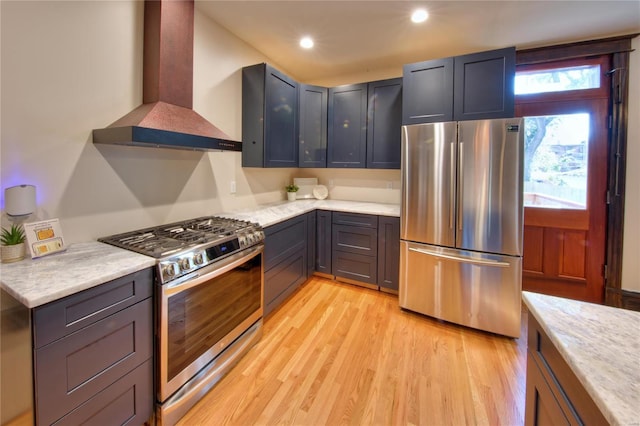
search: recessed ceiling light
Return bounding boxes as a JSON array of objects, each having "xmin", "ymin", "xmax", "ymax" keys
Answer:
[
  {"xmin": 411, "ymin": 9, "xmax": 429, "ymax": 23},
  {"xmin": 300, "ymin": 36, "xmax": 314, "ymax": 49}
]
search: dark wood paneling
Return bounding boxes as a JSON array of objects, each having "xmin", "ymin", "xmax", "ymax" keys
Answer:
[
  {"xmin": 523, "ymin": 226, "xmax": 544, "ymax": 274},
  {"xmin": 517, "ymin": 33, "xmax": 637, "ymax": 65},
  {"xmin": 559, "ymin": 230, "xmax": 586, "ymax": 279}
]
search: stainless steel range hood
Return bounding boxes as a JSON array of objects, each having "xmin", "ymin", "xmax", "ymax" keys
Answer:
[{"xmin": 93, "ymin": 0, "xmax": 241, "ymax": 152}]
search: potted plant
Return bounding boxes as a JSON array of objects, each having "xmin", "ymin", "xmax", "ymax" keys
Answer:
[
  {"xmin": 1, "ymin": 224, "xmax": 26, "ymax": 263},
  {"xmin": 285, "ymin": 183, "xmax": 299, "ymax": 201}
]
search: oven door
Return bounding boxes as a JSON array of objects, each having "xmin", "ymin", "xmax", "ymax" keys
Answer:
[{"xmin": 157, "ymin": 244, "xmax": 263, "ymax": 402}]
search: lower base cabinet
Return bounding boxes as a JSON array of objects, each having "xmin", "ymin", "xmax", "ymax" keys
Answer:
[
  {"xmin": 264, "ymin": 215, "xmax": 309, "ymax": 316},
  {"xmin": 33, "ymin": 268, "xmax": 154, "ymax": 425},
  {"xmin": 524, "ymin": 314, "xmax": 607, "ymax": 425},
  {"xmin": 319, "ymin": 211, "xmax": 399, "ymax": 292}
]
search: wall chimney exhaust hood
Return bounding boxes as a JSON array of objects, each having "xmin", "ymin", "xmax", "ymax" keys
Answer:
[{"xmin": 93, "ymin": 0, "xmax": 241, "ymax": 152}]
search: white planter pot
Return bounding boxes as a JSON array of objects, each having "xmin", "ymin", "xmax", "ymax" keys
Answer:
[
  {"xmin": 287, "ymin": 192, "xmax": 297, "ymax": 201},
  {"xmin": 2, "ymin": 243, "xmax": 26, "ymax": 263}
]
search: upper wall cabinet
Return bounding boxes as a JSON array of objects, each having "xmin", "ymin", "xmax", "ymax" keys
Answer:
[
  {"xmin": 242, "ymin": 63, "xmax": 299, "ymax": 168},
  {"xmin": 327, "ymin": 78, "xmax": 403, "ymax": 169},
  {"xmin": 299, "ymin": 84, "xmax": 328, "ymax": 168},
  {"xmin": 366, "ymin": 78, "xmax": 402, "ymax": 169},
  {"xmin": 402, "ymin": 47, "xmax": 515, "ymax": 124},
  {"xmin": 402, "ymin": 57, "xmax": 454, "ymax": 124},
  {"xmin": 327, "ymin": 83, "xmax": 368, "ymax": 168}
]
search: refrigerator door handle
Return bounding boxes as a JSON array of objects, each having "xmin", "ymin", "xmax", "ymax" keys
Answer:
[
  {"xmin": 457, "ymin": 142, "xmax": 464, "ymax": 232},
  {"xmin": 408, "ymin": 247, "xmax": 511, "ymax": 268},
  {"xmin": 450, "ymin": 142, "xmax": 455, "ymax": 230}
]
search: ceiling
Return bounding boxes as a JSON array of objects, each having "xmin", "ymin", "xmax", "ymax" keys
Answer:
[{"xmin": 196, "ymin": 1, "xmax": 640, "ymax": 82}]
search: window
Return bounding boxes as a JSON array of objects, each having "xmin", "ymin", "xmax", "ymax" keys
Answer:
[
  {"xmin": 523, "ymin": 113, "xmax": 589, "ymax": 209},
  {"xmin": 515, "ymin": 64, "xmax": 601, "ymax": 95},
  {"xmin": 516, "ymin": 59, "xmax": 604, "ymax": 209}
]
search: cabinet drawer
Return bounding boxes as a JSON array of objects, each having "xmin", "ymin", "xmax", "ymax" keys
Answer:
[
  {"xmin": 333, "ymin": 224, "xmax": 378, "ymax": 257},
  {"xmin": 34, "ymin": 268, "xmax": 153, "ymax": 348},
  {"xmin": 264, "ymin": 247, "xmax": 306, "ymax": 316},
  {"xmin": 264, "ymin": 215, "xmax": 307, "ymax": 271},
  {"xmin": 332, "ymin": 212, "xmax": 378, "ymax": 228},
  {"xmin": 35, "ymin": 299, "xmax": 152, "ymax": 426},
  {"xmin": 332, "ymin": 251, "xmax": 377, "ymax": 285},
  {"xmin": 53, "ymin": 359, "xmax": 152, "ymax": 426}
]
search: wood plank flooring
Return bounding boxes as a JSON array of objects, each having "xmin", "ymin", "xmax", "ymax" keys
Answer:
[{"xmin": 177, "ymin": 276, "xmax": 528, "ymax": 425}]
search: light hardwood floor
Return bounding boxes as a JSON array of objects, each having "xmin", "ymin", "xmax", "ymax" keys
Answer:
[{"xmin": 177, "ymin": 276, "xmax": 528, "ymax": 426}]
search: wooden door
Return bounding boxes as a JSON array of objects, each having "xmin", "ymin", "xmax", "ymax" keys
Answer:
[{"xmin": 516, "ymin": 57, "xmax": 610, "ymax": 303}]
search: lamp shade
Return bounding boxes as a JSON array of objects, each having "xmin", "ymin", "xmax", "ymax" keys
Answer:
[{"xmin": 5, "ymin": 185, "xmax": 36, "ymax": 216}]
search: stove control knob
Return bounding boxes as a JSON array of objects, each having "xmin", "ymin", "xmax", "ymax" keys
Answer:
[
  {"xmin": 193, "ymin": 252, "xmax": 205, "ymax": 265},
  {"xmin": 238, "ymin": 235, "xmax": 247, "ymax": 247},
  {"xmin": 179, "ymin": 257, "xmax": 192, "ymax": 271},
  {"xmin": 254, "ymin": 231, "xmax": 264, "ymax": 242},
  {"xmin": 164, "ymin": 263, "xmax": 179, "ymax": 279}
]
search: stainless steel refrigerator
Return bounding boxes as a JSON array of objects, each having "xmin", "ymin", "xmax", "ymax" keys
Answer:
[{"xmin": 399, "ymin": 118, "xmax": 523, "ymax": 338}]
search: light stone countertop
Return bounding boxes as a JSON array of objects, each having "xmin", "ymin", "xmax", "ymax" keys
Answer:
[
  {"xmin": 0, "ymin": 201, "xmax": 399, "ymax": 309},
  {"xmin": 522, "ymin": 291, "xmax": 640, "ymax": 426},
  {"xmin": 0, "ymin": 242, "xmax": 156, "ymax": 308},
  {"xmin": 217, "ymin": 199, "xmax": 400, "ymax": 228}
]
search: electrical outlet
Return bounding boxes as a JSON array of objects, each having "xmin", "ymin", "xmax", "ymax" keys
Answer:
[
  {"xmin": 230, "ymin": 181, "xmax": 236, "ymax": 194},
  {"xmin": 386, "ymin": 181, "xmax": 393, "ymax": 189}
]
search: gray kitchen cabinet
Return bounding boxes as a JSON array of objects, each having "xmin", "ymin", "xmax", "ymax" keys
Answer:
[
  {"xmin": 332, "ymin": 212, "xmax": 379, "ymax": 286},
  {"xmin": 33, "ymin": 268, "xmax": 153, "ymax": 426},
  {"xmin": 453, "ymin": 47, "xmax": 516, "ymax": 121},
  {"xmin": 327, "ymin": 83, "xmax": 368, "ymax": 168},
  {"xmin": 242, "ymin": 63, "xmax": 299, "ymax": 168},
  {"xmin": 315, "ymin": 210, "xmax": 332, "ymax": 275},
  {"xmin": 402, "ymin": 47, "xmax": 515, "ymax": 124},
  {"xmin": 306, "ymin": 211, "xmax": 316, "ymax": 277},
  {"xmin": 264, "ymin": 215, "xmax": 308, "ymax": 315},
  {"xmin": 299, "ymin": 84, "xmax": 328, "ymax": 168},
  {"xmin": 366, "ymin": 78, "xmax": 403, "ymax": 169},
  {"xmin": 402, "ymin": 57, "xmax": 454, "ymax": 124},
  {"xmin": 377, "ymin": 216, "xmax": 400, "ymax": 293},
  {"xmin": 525, "ymin": 315, "xmax": 607, "ymax": 426}
]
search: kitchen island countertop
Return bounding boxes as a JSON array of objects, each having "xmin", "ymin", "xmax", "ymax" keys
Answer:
[
  {"xmin": 522, "ymin": 291, "xmax": 640, "ymax": 426},
  {"xmin": 217, "ymin": 199, "xmax": 400, "ymax": 228},
  {"xmin": 0, "ymin": 242, "xmax": 155, "ymax": 308}
]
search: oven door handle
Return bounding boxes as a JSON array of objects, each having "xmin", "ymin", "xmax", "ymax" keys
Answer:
[{"xmin": 163, "ymin": 244, "xmax": 264, "ymax": 295}]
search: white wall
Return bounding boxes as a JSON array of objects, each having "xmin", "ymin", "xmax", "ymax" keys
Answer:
[
  {"xmin": 621, "ymin": 37, "xmax": 640, "ymax": 293},
  {"xmin": 0, "ymin": 1, "xmax": 399, "ymax": 244}
]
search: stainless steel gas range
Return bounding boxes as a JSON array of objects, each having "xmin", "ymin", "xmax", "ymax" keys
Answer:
[{"xmin": 99, "ymin": 216, "xmax": 265, "ymax": 426}]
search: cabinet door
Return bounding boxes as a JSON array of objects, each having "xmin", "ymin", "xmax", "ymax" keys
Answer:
[
  {"xmin": 378, "ymin": 216, "xmax": 400, "ymax": 292},
  {"xmin": 402, "ymin": 57, "xmax": 454, "ymax": 124},
  {"xmin": 35, "ymin": 299, "xmax": 152, "ymax": 426},
  {"xmin": 367, "ymin": 78, "xmax": 402, "ymax": 169},
  {"xmin": 316, "ymin": 210, "xmax": 332, "ymax": 274},
  {"xmin": 307, "ymin": 211, "xmax": 316, "ymax": 277},
  {"xmin": 265, "ymin": 65, "xmax": 299, "ymax": 167},
  {"xmin": 327, "ymin": 83, "xmax": 367, "ymax": 168},
  {"xmin": 242, "ymin": 63, "xmax": 298, "ymax": 168},
  {"xmin": 299, "ymin": 84, "xmax": 328, "ymax": 167},
  {"xmin": 453, "ymin": 47, "xmax": 515, "ymax": 121}
]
